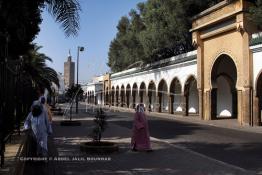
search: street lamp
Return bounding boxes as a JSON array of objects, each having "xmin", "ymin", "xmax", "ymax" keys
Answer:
[{"xmin": 76, "ymin": 46, "xmax": 84, "ymax": 114}]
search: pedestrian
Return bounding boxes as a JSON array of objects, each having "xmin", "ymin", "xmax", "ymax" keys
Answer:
[
  {"xmin": 40, "ymin": 97, "xmax": 53, "ymax": 122},
  {"xmin": 40, "ymin": 96, "xmax": 53, "ymax": 134},
  {"xmin": 24, "ymin": 101, "xmax": 52, "ymax": 157},
  {"xmin": 131, "ymin": 104, "xmax": 152, "ymax": 152}
]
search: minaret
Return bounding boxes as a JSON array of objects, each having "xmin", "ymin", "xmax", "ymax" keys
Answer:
[{"xmin": 64, "ymin": 49, "xmax": 75, "ymax": 88}]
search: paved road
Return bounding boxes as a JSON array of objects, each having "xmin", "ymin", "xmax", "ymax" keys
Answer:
[
  {"xmin": 105, "ymin": 110, "xmax": 262, "ymax": 174},
  {"xmin": 45, "ymin": 104, "xmax": 262, "ymax": 175}
]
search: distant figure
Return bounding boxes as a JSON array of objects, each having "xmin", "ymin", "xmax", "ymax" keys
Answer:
[
  {"xmin": 40, "ymin": 96, "xmax": 53, "ymax": 133},
  {"xmin": 40, "ymin": 96, "xmax": 53, "ymax": 122},
  {"xmin": 24, "ymin": 101, "xmax": 52, "ymax": 156},
  {"xmin": 131, "ymin": 104, "xmax": 152, "ymax": 152}
]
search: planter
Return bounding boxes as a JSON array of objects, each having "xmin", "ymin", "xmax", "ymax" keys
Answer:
[
  {"xmin": 80, "ymin": 141, "xmax": 119, "ymax": 154},
  {"xmin": 60, "ymin": 120, "xmax": 81, "ymax": 126}
]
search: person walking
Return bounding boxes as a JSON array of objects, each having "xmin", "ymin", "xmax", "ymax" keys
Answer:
[
  {"xmin": 24, "ymin": 101, "xmax": 52, "ymax": 156},
  {"xmin": 40, "ymin": 97, "xmax": 53, "ymax": 132},
  {"xmin": 131, "ymin": 104, "xmax": 152, "ymax": 152}
]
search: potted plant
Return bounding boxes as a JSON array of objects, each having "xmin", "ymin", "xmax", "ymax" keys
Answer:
[{"xmin": 80, "ymin": 108, "xmax": 119, "ymax": 153}]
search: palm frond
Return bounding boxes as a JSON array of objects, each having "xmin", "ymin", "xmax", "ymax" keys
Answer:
[
  {"xmin": 45, "ymin": 0, "xmax": 81, "ymax": 37},
  {"xmin": 22, "ymin": 44, "xmax": 60, "ymax": 92}
]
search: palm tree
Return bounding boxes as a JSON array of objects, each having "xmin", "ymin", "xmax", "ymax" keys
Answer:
[{"xmin": 22, "ymin": 44, "xmax": 60, "ymax": 93}]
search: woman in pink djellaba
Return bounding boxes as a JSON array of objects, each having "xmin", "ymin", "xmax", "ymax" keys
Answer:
[{"xmin": 131, "ymin": 104, "xmax": 152, "ymax": 152}]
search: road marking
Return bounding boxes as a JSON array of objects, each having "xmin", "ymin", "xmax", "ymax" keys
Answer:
[{"xmin": 150, "ymin": 136, "xmax": 255, "ymax": 174}]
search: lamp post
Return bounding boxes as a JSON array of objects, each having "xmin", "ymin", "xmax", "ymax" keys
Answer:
[{"xmin": 76, "ymin": 46, "xmax": 84, "ymax": 114}]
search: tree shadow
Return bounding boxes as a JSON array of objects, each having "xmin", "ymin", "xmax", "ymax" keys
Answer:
[{"xmin": 111, "ymin": 119, "xmax": 203, "ymax": 140}]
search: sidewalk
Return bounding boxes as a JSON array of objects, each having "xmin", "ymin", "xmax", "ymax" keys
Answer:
[
  {"xmin": 50, "ymin": 113, "xmax": 256, "ymax": 175},
  {"xmin": 0, "ymin": 133, "xmax": 26, "ymax": 175}
]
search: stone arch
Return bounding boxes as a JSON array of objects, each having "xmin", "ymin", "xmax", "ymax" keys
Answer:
[
  {"xmin": 211, "ymin": 54, "xmax": 237, "ymax": 119},
  {"xmin": 184, "ymin": 75, "xmax": 199, "ymax": 115},
  {"xmin": 126, "ymin": 84, "xmax": 131, "ymax": 108},
  {"xmin": 132, "ymin": 83, "xmax": 139, "ymax": 108},
  {"xmin": 139, "ymin": 82, "xmax": 147, "ymax": 106},
  {"xmin": 148, "ymin": 80, "xmax": 157, "ymax": 112},
  {"xmin": 210, "ymin": 51, "xmax": 239, "ymax": 88},
  {"xmin": 255, "ymin": 71, "xmax": 262, "ymax": 125},
  {"xmin": 255, "ymin": 69, "xmax": 262, "ymax": 96},
  {"xmin": 158, "ymin": 79, "xmax": 168, "ymax": 113},
  {"xmin": 170, "ymin": 77, "xmax": 183, "ymax": 114}
]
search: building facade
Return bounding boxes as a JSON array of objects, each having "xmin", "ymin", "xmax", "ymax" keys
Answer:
[
  {"xmin": 85, "ymin": 0, "xmax": 262, "ymax": 127},
  {"xmin": 64, "ymin": 52, "xmax": 75, "ymax": 89},
  {"xmin": 86, "ymin": 76, "xmax": 104, "ymax": 105}
]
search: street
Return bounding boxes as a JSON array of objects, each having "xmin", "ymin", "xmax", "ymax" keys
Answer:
[
  {"xmin": 36, "ymin": 103, "xmax": 262, "ymax": 175},
  {"xmin": 109, "ymin": 110, "xmax": 262, "ymax": 173}
]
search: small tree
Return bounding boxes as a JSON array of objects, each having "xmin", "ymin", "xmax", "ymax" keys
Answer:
[
  {"xmin": 91, "ymin": 108, "xmax": 107, "ymax": 142},
  {"xmin": 65, "ymin": 84, "xmax": 83, "ymax": 101},
  {"xmin": 65, "ymin": 84, "xmax": 83, "ymax": 120}
]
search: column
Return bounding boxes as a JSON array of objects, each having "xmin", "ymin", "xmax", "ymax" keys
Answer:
[
  {"xmin": 181, "ymin": 95, "xmax": 187, "ymax": 116},
  {"xmin": 198, "ymin": 89, "xmax": 203, "ymax": 120},
  {"xmin": 210, "ymin": 88, "xmax": 217, "ymax": 120},
  {"xmin": 242, "ymin": 87, "xmax": 252, "ymax": 125},
  {"xmin": 203, "ymin": 90, "xmax": 212, "ymax": 120}
]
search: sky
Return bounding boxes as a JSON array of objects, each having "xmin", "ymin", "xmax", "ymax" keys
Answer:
[{"xmin": 34, "ymin": 0, "xmax": 146, "ymax": 84}]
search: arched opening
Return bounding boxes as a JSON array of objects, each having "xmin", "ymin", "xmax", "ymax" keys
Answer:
[
  {"xmin": 184, "ymin": 76, "xmax": 199, "ymax": 115},
  {"xmin": 139, "ymin": 82, "xmax": 147, "ymax": 106},
  {"xmin": 158, "ymin": 79, "xmax": 168, "ymax": 113},
  {"xmin": 170, "ymin": 78, "xmax": 182, "ymax": 114},
  {"xmin": 96, "ymin": 90, "xmax": 103, "ymax": 105},
  {"xmin": 126, "ymin": 84, "xmax": 131, "ymax": 108},
  {"xmin": 132, "ymin": 83, "xmax": 138, "ymax": 108},
  {"xmin": 111, "ymin": 86, "xmax": 115, "ymax": 106},
  {"xmin": 211, "ymin": 54, "xmax": 237, "ymax": 119},
  {"xmin": 120, "ymin": 85, "xmax": 125, "ymax": 107},
  {"xmin": 256, "ymin": 72, "xmax": 262, "ymax": 125},
  {"xmin": 116, "ymin": 86, "xmax": 119, "ymax": 106},
  {"xmin": 148, "ymin": 81, "xmax": 156, "ymax": 112}
]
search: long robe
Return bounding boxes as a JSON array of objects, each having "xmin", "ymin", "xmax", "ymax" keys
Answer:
[
  {"xmin": 24, "ymin": 105, "xmax": 51, "ymax": 156},
  {"xmin": 131, "ymin": 111, "xmax": 151, "ymax": 150}
]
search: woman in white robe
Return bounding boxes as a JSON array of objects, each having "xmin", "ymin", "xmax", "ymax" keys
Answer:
[{"xmin": 24, "ymin": 101, "xmax": 51, "ymax": 156}]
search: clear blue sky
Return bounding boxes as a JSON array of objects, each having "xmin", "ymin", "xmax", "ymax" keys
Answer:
[{"xmin": 34, "ymin": 0, "xmax": 146, "ymax": 83}]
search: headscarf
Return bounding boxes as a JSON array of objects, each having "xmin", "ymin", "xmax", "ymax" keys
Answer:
[
  {"xmin": 31, "ymin": 101, "xmax": 43, "ymax": 117},
  {"xmin": 136, "ymin": 104, "xmax": 145, "ymax": 113}
]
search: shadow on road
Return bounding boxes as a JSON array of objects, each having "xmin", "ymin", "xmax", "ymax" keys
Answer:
[
  {"xmin": 111, "ymin": 119, "xmax": 204, "ymax": 140},
  {"xmin": 177, "ymin": 142, "xmax": 262, "ymax": 173}
]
